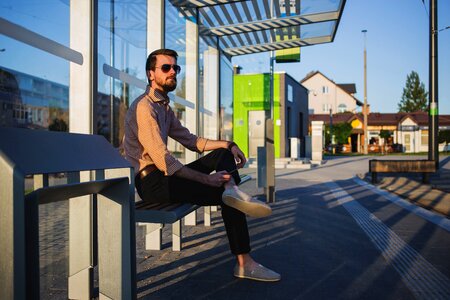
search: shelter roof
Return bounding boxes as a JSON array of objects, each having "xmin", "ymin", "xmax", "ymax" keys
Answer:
[{"xmin": 170, "ymin": 0, "xmax": 347, "ymax": 56}]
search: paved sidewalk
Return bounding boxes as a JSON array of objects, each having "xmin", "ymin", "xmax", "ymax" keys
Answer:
[
  {"xmin": 134, "ymin": 157, "xmax": 450, "ymax": 299},
  {"xmin": 35, "ymin": 155, "xmax": 450, "ymax": 299}
]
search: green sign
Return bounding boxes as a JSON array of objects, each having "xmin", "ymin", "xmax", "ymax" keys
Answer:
[
  {"xmin": 275, "ymin": 28, "xmax": 301, "ymax": 63},
  {"xmin": 275, "ymin": 47, "xmax": 301, "ymax": 63}
]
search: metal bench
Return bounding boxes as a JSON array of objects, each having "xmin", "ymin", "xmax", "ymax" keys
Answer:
[
  {"xmin": 136, "ymin": 174, "xmax": 252, "ymax": 251},
  {"xmin": 0, "ymin": 127, "xmax": 135, "ymax": 299},
  {"xmin": 369, "ymin": 159, "xmax": 437, "ymax": 184}
]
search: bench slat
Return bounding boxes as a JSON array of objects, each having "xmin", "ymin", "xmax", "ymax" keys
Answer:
[
  {"xmin": 369, "ymin": 160, "xmax": 436, "ymax": 173},
  {"xmin": 135, "ymin": 174, "xmax": 252, "ymax": 222},
  {"xmin": 136, "ymin": 202, "xmax": 184, "ymax": 211},
  {"xmin": 369, "ymin": 159, "xmax": 436, "ymax": 184},
  {"xmin": 135, "ymin": 203, "xmax": 199, "ymax": 223}
]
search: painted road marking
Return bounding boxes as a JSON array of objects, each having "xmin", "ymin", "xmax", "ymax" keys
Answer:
[
  {"xmin": 326, "ymin": 181, "xmax": 450, "ymax": 300},
  {"xmin": 353, "ymin": 177, "xmax": 450, "ymax": 233}
]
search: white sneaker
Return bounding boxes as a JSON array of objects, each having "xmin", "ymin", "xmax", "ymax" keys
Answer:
[
  {"xmin": 234, "ymin": 263, "xmax": 281, "ymax": 282},
  {"xmin": 222, "ymin": 188, "xmax": 272, "ymax": 218}
]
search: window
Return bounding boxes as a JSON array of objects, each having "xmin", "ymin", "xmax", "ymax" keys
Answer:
[
  {"xmin": 322, "ymin": 86, "xmax": 329, "ymax": 94},
  {"xmin": 288, "ymin": 84, "xmax": 293, "ymax": 102},
  {"xmin": 338, "ymin": 103, "xmax": 347, "ymax": 113},
  {"xmin": 322, "ymin": 103, "xmax": 331, "ymax": 112},
  {"xmin": 421, "ymin": 130, "xmax": 428, "ymax": 146}
]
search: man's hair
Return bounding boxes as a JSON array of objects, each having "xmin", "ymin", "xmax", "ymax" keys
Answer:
[{"xmin": 146, "ymin": 49, "xmax": 178, "ymax": 72}]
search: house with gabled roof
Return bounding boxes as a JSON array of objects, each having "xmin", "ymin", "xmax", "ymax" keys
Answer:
[
  {"xmin": 300, "ymin": 71, "xmax": 363, "ymax": 115},
  {"xmin": 310, "ymin": 112, "xmax": 450, "ymax": 153}
]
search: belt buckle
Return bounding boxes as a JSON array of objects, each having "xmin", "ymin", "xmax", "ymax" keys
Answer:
[{"xmin": 140, "ymin": 164, "xmax": 155, "ymax": 179}]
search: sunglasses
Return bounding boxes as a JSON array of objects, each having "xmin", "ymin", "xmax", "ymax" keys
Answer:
[{"xmin": 155, "ymin": 64, "xmax": 181, "ymax": 74}]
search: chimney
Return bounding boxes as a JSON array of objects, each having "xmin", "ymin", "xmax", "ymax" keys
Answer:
[{"xmin": 233, "ymin": 65, "xmax": 242, "ymax": 75}]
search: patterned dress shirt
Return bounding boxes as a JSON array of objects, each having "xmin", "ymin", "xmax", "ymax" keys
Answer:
[{"xmin": 123, "ymin": 85, "xmax": 207, "ymax": 175}]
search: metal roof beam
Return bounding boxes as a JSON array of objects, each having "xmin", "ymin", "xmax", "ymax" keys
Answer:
[
  {"xmin": 203, "ymin": 11, "xmax": 339, "ymax": 36},
  {"xmin": 223, "ymin": 35, "xmax": 332, "ymax": 56},
  {"xmin": 170, "ymin": 0, "xmax": 249, "ymax": 8}
]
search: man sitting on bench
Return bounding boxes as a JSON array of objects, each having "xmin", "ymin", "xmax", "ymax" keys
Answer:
[{"xmin": 123, "ymin": 49, "xmax": 280, "ymax": 282}]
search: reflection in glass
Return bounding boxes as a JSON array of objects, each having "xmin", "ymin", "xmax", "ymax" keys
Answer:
[
  {"xmin": 0, "ymin": 0, "xmax": 70, "ymax": 132},
  {"xmin": 220, "ymin": 56, "xmax": 233, "ymax": 141},
  {"xmin": 0, "ymin": 67, "xmax": 70, "ymax": 130},
  {"xmin": 165, "ymin": 0, "xmax": 188, "ymax": 161},
  {"xmin": 199, "ymin": 37, "xmax": 219, "ymax": 140},
  {"xmin": 98, "ymin": 0, "xmax": 147, "ymax": 146}
]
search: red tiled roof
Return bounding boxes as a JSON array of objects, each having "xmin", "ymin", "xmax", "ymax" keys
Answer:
[{"xmin": 337, "ymin": 84, "xmax": 356, "ymax": 94}]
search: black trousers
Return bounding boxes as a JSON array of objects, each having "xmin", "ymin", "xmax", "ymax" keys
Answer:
[{"xmin": 135, "ymin": 148, "xmax": 251, "ymax": 255}]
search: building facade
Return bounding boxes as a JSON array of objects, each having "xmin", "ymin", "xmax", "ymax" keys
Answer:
[
  {"xmin": 301, "ymin": 71, "xmax": 362, "ymax": 115},
  {"xmin": 233, "ymin": 72, "xmax": 309, "ymax": 158},
  {"xmin": 310, "ymin": 112, "xmax": 450, "ymax": 153}
]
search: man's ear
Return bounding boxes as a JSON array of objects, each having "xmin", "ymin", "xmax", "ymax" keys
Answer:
[{"xmin": 147, "ymin": 70, "xmax": 154, "ymax": 82}]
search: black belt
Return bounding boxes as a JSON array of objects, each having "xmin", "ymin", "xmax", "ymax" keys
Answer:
[{"xmin": 137, "ymin": 164, "xmax": 158, "ymax": 180}]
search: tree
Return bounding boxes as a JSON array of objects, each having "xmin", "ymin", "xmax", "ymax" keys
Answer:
[
  {"xmin": 398, "ymin": 71, "xmax": 428, "ymax": 112},
  {"xmin": 334, "ymin": 123, "xmax": 353, "ymax": 145},
  {"xmin": 48, "ymin": 118, "xmax": 68, "ymax": 132},
  {"xmin": 379, "ymin": 130, "xmax": 392, "ymax": 154},
  {"xmin": 438, "ymin": 130, "xmax": 450, "ymax": 148}
]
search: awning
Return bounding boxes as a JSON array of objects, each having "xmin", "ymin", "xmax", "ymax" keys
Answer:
[{"xmin": 170, "ymin": 0, "xmax": 347, "ymax": 56}]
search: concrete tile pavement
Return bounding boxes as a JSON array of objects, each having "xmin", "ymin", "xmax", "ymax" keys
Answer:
[
  {"xmin": 34, "ymin": 155, "xmax": 450, "ymax": 299},
  {"xmin": 135, "ymin": 159, "xmax": 450, "ymax": 299}
]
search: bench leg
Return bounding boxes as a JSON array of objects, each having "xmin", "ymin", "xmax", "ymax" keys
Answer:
[
  {"xmin": 372, "ymin": 172, "xmax": 378, "ymax": 184},
  {"xmin": 68, "ymin": 172, "xmax": 94, "ymax": 300},
  {"xmin": 423, "ymin": 173, "xmax": 430, "ymax": 184},
  {"xmin": 204, "ymin": 206, "xmax": 211, "ymax": 226},
  {"xmin": 172, "ymin": 220, "xmax": 182, "ymax": 251},
  {"xmin": 184, "ymin": 211, "xmax": 197, "ymax": 226},
  {"xmin": 145, "ymin": 223, "xmax": 163, "ymax": 250}
]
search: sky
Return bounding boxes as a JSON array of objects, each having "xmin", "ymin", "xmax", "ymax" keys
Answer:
[{"xmin": 233, "ymin": 0, "xmax": 450, "ymax": 115}]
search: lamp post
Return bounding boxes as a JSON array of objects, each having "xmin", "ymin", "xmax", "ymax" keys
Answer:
[
  {"xmin": 428, "ymin": 0, "xmax": 439, "ymax": 169},
  {"xmin": 265, "ymin": 50, "xmax": 275, "ymax": 203},
  {"xmin": 362, "ymin": 29, "xmax": 368, "ymax": 155},
  {"xmin": 330, "ymin": 108, "xmax": 335, "ymax": 153}
]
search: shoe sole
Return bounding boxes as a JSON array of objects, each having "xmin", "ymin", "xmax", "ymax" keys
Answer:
[
  {"xmin": 222, "ymin": 195, "xmax": 272, "ymax": 218},
  {"xmin": 233, "ymin": 273, "xmax": 281, "ymax": 282}
]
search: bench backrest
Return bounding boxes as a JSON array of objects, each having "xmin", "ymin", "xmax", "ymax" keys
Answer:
[
  {"xmin": 0, "ymin": 127, "xmax": 131, "ymax": 175},
  {"xmin": 369, "ymin": 159, "xmax": 436, "ymax": 173}
]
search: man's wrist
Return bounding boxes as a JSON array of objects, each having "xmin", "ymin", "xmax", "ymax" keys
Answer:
[{"xmin": 227, "ymin": 142, "xmax": 237, "ymax": 151}]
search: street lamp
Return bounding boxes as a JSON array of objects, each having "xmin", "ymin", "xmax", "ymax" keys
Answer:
[
  {"xmin": 362, "ymin": 29, "xmax": 368, "ymax": 155},
  {"xmin": 428, "ymin": 0, "xmax": 439, "ymax": 169}
]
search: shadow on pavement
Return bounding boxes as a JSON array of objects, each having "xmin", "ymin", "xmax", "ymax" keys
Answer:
[{"xmin": 135, "ymin": 176, "xmax": 450, "ymax": 299}]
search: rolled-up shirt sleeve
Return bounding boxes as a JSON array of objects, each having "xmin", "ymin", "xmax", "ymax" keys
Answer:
[
  {"xmin": 136, "ymin": 100, "xmax": 184, "ymax": 176},
  {"xmin": 167, "ymin": 107, "xmax": 208, "ymax": 153}
]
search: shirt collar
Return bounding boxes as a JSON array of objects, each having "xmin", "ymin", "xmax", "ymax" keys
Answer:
[{"xmin": 146, "ymin": 85, "xmax": 170, "ymax": 105}]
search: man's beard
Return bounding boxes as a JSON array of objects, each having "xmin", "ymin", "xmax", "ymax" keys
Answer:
[{"xmin": 157, "ymin": 77, "xmax": 177, "ymax": 92}]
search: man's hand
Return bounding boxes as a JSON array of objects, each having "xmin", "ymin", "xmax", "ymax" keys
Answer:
[
  {"xmin": 175, "ymin": 167, "xmax": 230, "ymax": 187},
  {"xmin": 206, "ymin": 171, "xmax": 231, "ymax": 187},
  {"xmin": 229, "ymin": 144, "xmax": 247, "ymax": 168}
]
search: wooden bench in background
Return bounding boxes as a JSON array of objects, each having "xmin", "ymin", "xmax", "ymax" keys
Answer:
[
  {"xmin": 135, "ymin": 174, "xmax": 252, "ymax": 251},
  {"xmin": 369, "ymin": 159, "xmax": 436, "ymax": 184}
]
